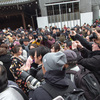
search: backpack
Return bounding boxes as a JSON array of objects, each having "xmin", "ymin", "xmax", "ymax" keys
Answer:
[
  {"xmin": 41, "ymin": 82, "xmax": 86, "ymax": 100},
  {"xmin": 66, "ymin": 65, "xmax": 100, "ymax": 100}
]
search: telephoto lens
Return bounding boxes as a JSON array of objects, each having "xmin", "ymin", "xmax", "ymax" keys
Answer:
[{"xmin": 20, "ymin": 70, "xmax": 41, "ymax": 90}]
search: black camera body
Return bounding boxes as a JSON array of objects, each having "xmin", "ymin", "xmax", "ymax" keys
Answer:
[
  {"xmin": 37, "ymin": 38, "xmax": 41, "ymax": 42},
  {"xmin": 89, "ymin": 32, "xmax": 97, "ymax": 40}
]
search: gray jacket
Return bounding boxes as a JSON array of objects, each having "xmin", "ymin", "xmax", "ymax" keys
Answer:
[{"xmin": 0, "ymin": 85, "xmax": 27, "ymax": 100}]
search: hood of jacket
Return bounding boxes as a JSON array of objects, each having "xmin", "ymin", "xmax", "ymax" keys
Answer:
[{"xmin": 44, "ymin": 70, "xmax": 71, "ymax": 89}]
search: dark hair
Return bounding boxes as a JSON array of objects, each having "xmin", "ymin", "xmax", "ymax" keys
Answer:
[
  {"xmin": 28, "ymin": 34, "xmax": 34, "ymax": 40},
  {"xmin": 40, "ymin": 28, "xmax": 43, "ymax": 32},
  {"xmin": 61, "ymin": 29, "xmax": 65, "ymax": 33},
  {"xmin": 35, "ymin": 46, "xmax": 50, "ymax": 61},
  {"xmin": 56, "ymin": 32, "xmax": 61, "ymax": 37},
  {"xmin": 21, "ymin": 33, "xmax": 25, "ymax": 38},
  {"xmin": 51, "ymin": 43, "xmax": 60, "ymax": 52},
  {"xmin": 29, "ymin": 48, "xmax": 36, "ymax": 57},
  {"xmin": 0, "ymin": 48, "xmax": 7, "ymax": 56},
  {"xmin": 1, "ymin": 43, "xmax": 8, "ymax": 49},
  {"xmin": 11, "ymin": 45, "xmax": 22, "ymax": 54},
  {"xmin": 64, "ymin": 40, "xmax": 72, "ymax": 47},
  {"xmin": 29, "ymin": 43, "xmax": 38, "ymax": 49},
  {"xmin": 0, "ymin": 64, "xmax": 8, "ymax": 92},
  {"xmin": 67, "ymin": 61, "xmax": 77, "ymax": 68}
]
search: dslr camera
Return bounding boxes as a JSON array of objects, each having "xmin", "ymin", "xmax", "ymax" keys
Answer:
[
  {"xmin": 20, "ymin": 70, "xmax": 41, "ymax": 89},
  {"xmin": 89, "ymin": 32, "xmax": 97, "ymax": 40},
  {"xmin": 37, "ymin": 38, "xmax": 41, "ymax": 42}
]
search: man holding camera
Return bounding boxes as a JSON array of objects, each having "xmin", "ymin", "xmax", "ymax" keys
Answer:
[
  {"xmin": 71, "ymin": 28, "xmax": 100, "ymax": 84},
  {"xmin": 29, "ymin": 51, "xmax": 85, "ymax": 100},
  {"xmin": 43, "ymin": 32, "xmax": 55, "ymax": 48},
  {"xmin": 30, "ymin": 46, "xmax": 50, "ymax": 82}
]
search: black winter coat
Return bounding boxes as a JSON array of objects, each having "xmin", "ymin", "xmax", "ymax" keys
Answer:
[
  {"xmin": 29, "ymin": 70, "xmax": 76, "ymax": 100},
  {"xmin": 74, "ymin": 48, "xmax": 100, "ymax": 84},
  {"xmin": 71, "ymin": 34, "xmax": 92, "ymax": 51},
  {"xmin": 0, "ymin": 54, "xmax": 14, "ymax": 81}
]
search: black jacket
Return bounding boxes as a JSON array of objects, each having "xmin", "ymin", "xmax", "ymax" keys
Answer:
[
  {"xmin": 74, "ymin": 48, "xmax": 100, "ymax": 84},
  {"xmin": 29, "ymin": 70, "xmax": 76, "ymax": 100},
  {"xmin": 0, "ymin": 54, "xmax": 14, "ymax": 81},
  {"xmin": 72, "ymin": 34, "xmax": 92, "ymax": 51}
]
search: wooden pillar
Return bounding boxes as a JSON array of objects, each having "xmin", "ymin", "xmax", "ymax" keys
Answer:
[
  {"xmin": 21, "ymin": 13, "xmax": 26, "ymax": 29},
  {"xmin": 31, "ymin": 15, "xmax": 35, "ymax": 29}
]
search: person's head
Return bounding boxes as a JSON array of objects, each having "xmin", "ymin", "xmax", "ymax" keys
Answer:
[
  {"xmin": 42, "ymin": 51, "xmax": 67, "ymax": 74},
  {"xmin": 56, "ymin": 28, "xmax": 60, "ymax": 33},
  {"xmin": 0, "ymin": 64, "xmax": 8, "ymax": 92},
  {"xmin": 85, "ymin": 28, "xmax": 88, "ymax": 32},
  {"xmin": 50, "ymin": 26, "xmax": 52, "ymax": 29},
  {"xmin": 63, "ymin": 50, "xmax": 77, "ymax": 68},
  {"xmin": 64, "ymin": 40, "xmax": 72, "ymax": 50},
  {"xmin": 12, "ymin": 33, "xmax": 16, "ymax": 40},
  {"xmin": 54, "ymin": 25, "xmax": 57, "ymax": 28},
  {"xmin": 16, "ymin": 34, "xmax": 21, "ymax": 40},
  {"xmin": 29, "ymin": 48, "xmax": 36, "ymax": 60},
  {"xmin": 25, "ymin": 31, "xmax": 28, "ymax": 35},
  {"xmin": 53, "ymin": 29, "xmax": 56, "ymax": 34},
  {"xmin": 40, "ymin": 28, "xmax": 45, "ymax": 33},
  {"xmin": 51, "ymin": 43, "xmax": 60, "ymax": 52},
  {"xmin": 67, "ymin": 27, "xmax": 70, "ymax": 31},
  {"xmin": 23, "ymin": 38, "xmax": 29, "ymax": 46},
  {"xmin": 45, "ymin": 26, "xmax": 48, "ymax": 29},
  {"xmin": 11, "ymin": 45, "xmax": 23, "ymax": 56},
  {"xmin": 34, "ymin": 46, "xmax": 50, "ymax": 64},
  {"xmin": 92, "ymin": 27, "xmax": 100, "ymax": 51},
  {"xmin": 28, "ymin": 34, "xmax": 34, "ymax": 40},
  {"xmin": 29, "ymin": 43, "xmax": 38, "ymax": 50},
  {"xmin": 45, "ymin": 32, "xmax": 51, "ymax": 39},
  {"xmin": 56, "ymin": 32, "xmax": 61, "ymax": 37},
  {"xmin": 0, "ymin": 43, "xmax": 8, "ymax": 49},
  {"xmin": 33, "ymin": 31, "xmax": 37, "ymax": 35},
  {"xmin": 0, "ymin": 47, "xmax": 7, "ymax": 56},
  {"xmin": 37, "ymin": 34, "xmax": 43, "ymax": 41},
  {"xmin": 61, "ymin": 29, "xmax": 65, "ymax": 33},
  {"xmin": 64, "ymin": 25, "xmax": 66, "ymax": 27},
  {"xmin": 21, "ymin": 34, "xmax": 25, "ymax": 39},
  {"xmin": 59, "ymin": 35, "xmax": 66, "ymax": 45}
]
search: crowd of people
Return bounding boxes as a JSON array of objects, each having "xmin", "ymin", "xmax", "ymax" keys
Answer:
[{"xmin": 0, "ymin": 22, "xmax": 100, "ymax": 100}]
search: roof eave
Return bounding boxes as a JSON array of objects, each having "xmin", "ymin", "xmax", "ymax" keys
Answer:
[{"xmin": 0, "ymin": 0, "xmax": 35, "ymax": 7}]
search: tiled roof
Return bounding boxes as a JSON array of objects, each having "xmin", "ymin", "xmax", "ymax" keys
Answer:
[{"xmin": 0, "ymin": 0, "xmax": 35, "ymax": 6}]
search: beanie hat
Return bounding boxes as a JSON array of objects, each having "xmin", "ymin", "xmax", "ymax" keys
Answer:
[
  {"xmin": 63, "ymin": 50, "xmax": 77, "ymax": 62},
  {"xmin": 42, "ymin": 51, "xmax": 67, "ymax": 71}
]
